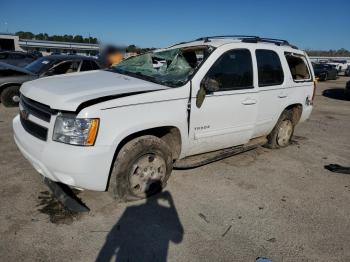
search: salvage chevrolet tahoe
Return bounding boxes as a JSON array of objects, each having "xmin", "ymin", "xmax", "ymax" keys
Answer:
[{"xmin": 13, "ymin": 36, "xmax": 315, "ymax": 201}]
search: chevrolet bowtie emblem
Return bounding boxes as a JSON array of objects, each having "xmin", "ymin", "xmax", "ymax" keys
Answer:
[{"xmin": 20, "ymin": 109, "xmax": 29, "ymax": 120}]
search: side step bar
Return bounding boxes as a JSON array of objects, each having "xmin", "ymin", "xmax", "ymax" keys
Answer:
[
  {"xmin": 44, "ymin": 178, "xmax": 90, "ymax": 213},
  {"xmin": 174, "ymin": 136, "xmax": 267, "ymax": 169}
]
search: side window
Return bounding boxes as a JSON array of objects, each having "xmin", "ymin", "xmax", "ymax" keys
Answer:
[
  {"xmin": 256, "ymin": 49, "xmax": 284, "ymax": 87},
  {"xmin": 80, "ymin": 60, "xmax": 93, "ymax": 71},
  {"xmin": 80, "ymin": 60, "xmax": 100, "ymax": 71},
  {"xmin": 205, "ymin": 49, "xmax": 253, "ymax": 91},
  {"xmin": 9, "ymin": 53, "xmax": 25, "ymax": 59},
  {"xmin": 285, "ymin": 53, "xmax": 311, "ymax": 81},
  {"xmin": 51, "ymin": 61, "xmax": 79, "ymax": 75},
  {"xmin": 90, "ymin": 61, "xmax": 100, "ymax": 70}
]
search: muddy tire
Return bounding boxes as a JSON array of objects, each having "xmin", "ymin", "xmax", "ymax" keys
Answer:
[
  {"xmin": 108, "ymin": 135, "xmax": 173, "ymax": 201},
  {"xmin": 323, "ymin": 73, "xmax": 328, "ymax": 81},
  {"xmin": 1, "ymin": 86, "xmax": 20, "ymax": 107},
  {"xmin": 265, "ymin": 110, "xmax": 295, "ymax": 149}
]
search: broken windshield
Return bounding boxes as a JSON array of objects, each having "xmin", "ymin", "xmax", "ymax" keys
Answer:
[{"xmin": 111, "ymin": 46, "xmax": 214, "ymax": 87}]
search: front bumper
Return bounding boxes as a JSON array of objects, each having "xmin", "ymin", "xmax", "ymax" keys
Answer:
[{"xmin": 13, "ymin": 115, "xmax": 113, "ymax": 191}]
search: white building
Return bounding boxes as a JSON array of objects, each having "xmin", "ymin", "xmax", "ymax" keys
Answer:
[{"xmin": 0, "ymin": 33, "xmax": 100, "ymax": 56}]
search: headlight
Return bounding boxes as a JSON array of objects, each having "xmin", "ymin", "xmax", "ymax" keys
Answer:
[{"xmin": 53, "ymin": 115, "xmax": 99, "ymax": 146}]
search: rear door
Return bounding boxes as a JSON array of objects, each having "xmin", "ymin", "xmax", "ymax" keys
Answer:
[
  {"xmin": 188, "ymin": 47, "xmax": 258, "ymax": 156},
  {"xmin": 252, "ymin": 49, "xmax": 286, "ymax": 137}
]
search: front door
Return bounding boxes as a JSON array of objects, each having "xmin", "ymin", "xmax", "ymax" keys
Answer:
[{"xmin": 188, "ymin": 48, "xmax": 258, "ymax": 156}]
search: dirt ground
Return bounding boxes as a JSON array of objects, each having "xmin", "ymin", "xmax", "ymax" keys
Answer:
[{"xmin": 0, "ymin": 77, "xmax": 349, "ymax": 262}]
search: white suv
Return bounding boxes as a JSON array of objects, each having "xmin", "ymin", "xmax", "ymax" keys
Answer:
[{"xmin": 13, "ymin": 36, "xmax": 315, "ymax": 201}]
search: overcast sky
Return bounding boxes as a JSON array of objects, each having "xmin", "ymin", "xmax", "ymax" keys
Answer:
[{"xmin": 1, "ymin": 0, "xmax": 349, "ymax": 50}]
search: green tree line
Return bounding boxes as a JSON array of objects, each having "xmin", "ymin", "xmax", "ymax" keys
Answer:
[
  {"xmin": 306, "ymin": 48, "xmax": 350, "ymax": 57},
  {"xmin": 15, "ymin": 31, "xmax": 98, "ymax": 44}
]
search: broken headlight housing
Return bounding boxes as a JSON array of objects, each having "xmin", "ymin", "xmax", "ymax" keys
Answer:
[{"xmin": 53, "ymin": 115, "xmax": 99, "ymax": 146}]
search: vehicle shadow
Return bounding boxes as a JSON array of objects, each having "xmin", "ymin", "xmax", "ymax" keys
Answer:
[
  {"xmin": 96, "ymin": 190, "xmax": 184, "ymax": 262},
  {"xmin": 322, "ymin": 88, "xmax": 350, "ymax": 101}
]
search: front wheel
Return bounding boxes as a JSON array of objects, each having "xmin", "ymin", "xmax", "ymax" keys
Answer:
[
  {"xmin": 1, "ymin": 86, "xmax": 20, "ymax": 107},
  {"xmin": 265, "ymin": 110, "xmax": 295, "ymax": 149},
  {"xmin": 108, "ymin": 135, "xmax": 173, "ymax": 201}
]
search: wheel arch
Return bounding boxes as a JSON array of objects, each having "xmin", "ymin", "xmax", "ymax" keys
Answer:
[
  {"xmin": 284, "ymin": 103, "xmax": 303, "ymax": 125},
  {"xmin": 0, "ymin": 83, "xmax": 22, "ymax": 98},
  {"xmin": 105, "ymin": 126, "xmax": 182, "ymax": 191}
]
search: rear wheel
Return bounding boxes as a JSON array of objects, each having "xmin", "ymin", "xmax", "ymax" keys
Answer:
[
  {"xmin": 1, "ymin": 86, "xmax": 20, "ymax": 107},
  {"xmin": 108, "ymin": 135, "xmax": 173, "ymax": 201},
  {"xmin": 323, "ymin": 73, "xmax": 328, "ymax": 81},
  {"xmin": 265, "ymin": 110, "xmax": 295, "ymax": 149}
]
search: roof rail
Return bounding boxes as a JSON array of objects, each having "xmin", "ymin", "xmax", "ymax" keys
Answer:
[{"xmin": 195, "ymin": 35, "xmax": 298, "ymax": 49}]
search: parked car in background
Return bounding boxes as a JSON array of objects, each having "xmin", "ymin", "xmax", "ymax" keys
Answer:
[
  {"xmin": 313, "ymin": 63, "xmax": 337, "ymax": 81},
  {"xmin": 0, "ymin": 55, "xmax": 101, "ymax": 107},
  {"xmin": 345, "ymin": 80, "xmax": 350, "ymax": 97},
  {"xmin": 28, "ymin": 50, "xmax": 43, "ymax": 58},
  {"xmin": 345, "ymin": 65, "xmax": 350, "ymax": 76},
  {"xmin": 328, "ymin": 60, "xmax": 350, "ymax": 74},
  {"xmin": 0, "ymin": 51, "xmax": 38, "ymax": 67},
  {"xmin": 13, "ymin": 36, "xmax": 315, "ymax": 203}
]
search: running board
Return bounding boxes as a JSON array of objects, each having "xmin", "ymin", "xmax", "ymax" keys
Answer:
[
  {"xmin": 174, "ymin": 136, "xmax": 267, "ymax": 169},
  {"xmin": 44, "ymin": 178, "xmax": 90, "ymax": 213}
]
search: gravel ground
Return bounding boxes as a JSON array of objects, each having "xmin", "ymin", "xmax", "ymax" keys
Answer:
[{"xmin": 0, "ymin": 77, "xmax": 349, "ymax": 262}]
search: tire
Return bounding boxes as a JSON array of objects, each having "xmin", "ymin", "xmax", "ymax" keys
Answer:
[
  {"xmin": 323, "ymin": 73, "xmax": 328, "ymax": 81},
  {"xmin": 108, "ymin": 135, "xmax": 173, "ymax": 201},
  {"xmin": 1, "ymin": 86, "xmax": 20, "ymax": 107},
  {"xmin": 265, "ymin": 110, "xmax": 295, "ymax": 149}
]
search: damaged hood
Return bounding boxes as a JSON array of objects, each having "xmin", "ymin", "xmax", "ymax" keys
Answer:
[
  {"xmin": 0, "ymin": 62, "xmax": 34, "ymax": 75},
  {"xmin": 20, "ymin": 70, "xmax": 169, "ymax": 111}
]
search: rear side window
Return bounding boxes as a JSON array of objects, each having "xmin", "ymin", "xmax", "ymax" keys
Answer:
[
  {"xmin": 285, "ymin": 53, "xmax": 311, "ymax": 81},
  {"xmin": 80, "ymin": 60, "xmax": 93, "ymax": 71},
  {"xmin": 80, "ymin": 60, "xmax": 100, "ymax": 71},
  {"xmin": 206, "ymin": 49, "xmax": 253, "ymax": 91},
  {"xmin": 256, "ymin": 49, "xmax": 284, "ymax": 87},
  {"xmin": 90, "ymin": 61, "xmax": 100, "ymax": 70}
]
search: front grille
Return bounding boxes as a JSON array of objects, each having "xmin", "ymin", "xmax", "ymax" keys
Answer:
[
  {"xmin": 20, "ymin": 95, "xmax": 54, "ymax": 122},
  {"xmin": 20, "ymin": 114, "xmax": 48, "ymax": 141}
]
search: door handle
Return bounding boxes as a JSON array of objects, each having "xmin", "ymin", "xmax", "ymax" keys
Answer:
[
  {"xmin": 241, "ymin": 98, "xmax": 257, "ymax": 105},
  {"xmin": 278, "ymin": 91, "xmax": 288, "ymax": 98}
]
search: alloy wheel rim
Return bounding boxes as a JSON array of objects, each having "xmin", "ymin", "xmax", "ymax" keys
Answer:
[
  {"xmin": 12, "ymin": 95, "xmax": 20, "ymax": 103},
  {"xmin": 277, "ymin": 120, "xmax": 293, "ymax": 146},
  {"xmin": 129, "ymin": 153, "xmax": 166, "ymax": 196}
]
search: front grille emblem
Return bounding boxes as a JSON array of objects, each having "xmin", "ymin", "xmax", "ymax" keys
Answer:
[{"xmin": 20, "ymin": 109, "xmax": 29, "ymax": 120}]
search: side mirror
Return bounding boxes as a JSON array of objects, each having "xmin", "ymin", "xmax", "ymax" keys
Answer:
[
  {"xmin": 196, "ymin": 77, "xmax": 220, "ymax": 108},
  {"xmin": 201, "ymin": 77, "xmax": 220, "ymax": 93},
  {"xmin": 44, "ymin": 69, "xmax": 54, "ymax": 76}
]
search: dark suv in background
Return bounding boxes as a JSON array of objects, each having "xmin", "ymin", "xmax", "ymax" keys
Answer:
[
  {"xmin": 0, "ymin": 55, "xmax": 101, "ymax": 107},
  {"xmin": 0, "ymin": 51, "xmax": 39, "ymax": 67},
  {"xmin": 313, "ymin": 63, "xmax": 338, "ymax": 81}
]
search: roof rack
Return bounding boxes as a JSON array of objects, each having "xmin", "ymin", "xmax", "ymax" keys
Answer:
[{"xmin": 195, "ymin": 35, "xmax": 298, "ymax": 49}]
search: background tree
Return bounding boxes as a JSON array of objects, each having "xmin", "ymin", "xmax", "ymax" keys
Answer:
[{"xmin": 15, "ymin": 31, "xmax": 99, "ymax": 44}]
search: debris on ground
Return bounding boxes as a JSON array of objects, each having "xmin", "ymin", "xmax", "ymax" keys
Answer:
[
  {"xmin": 198, "ymin": 213, "xmax": 210, "ymax": 223},
  {"xmin": 267, "ymin": 237, "xmax": 276, "ymax": 243},
  {"xmin": 256, "ymin": 257, "xmax": 272, "ymax": 262},
  {"xmin": 324, "ymin": 164, "xmax": 350, "ymax": 174},
  {"xmin": 221, "ymin": 225, "xmax": 232, "ymax": 237},
  {"xmin": 37, "ymin": 191, "xmax": 82, "ymax": 225}
]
